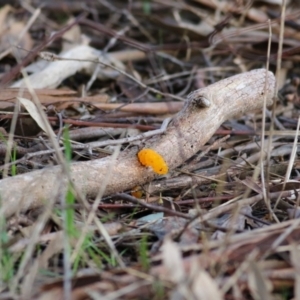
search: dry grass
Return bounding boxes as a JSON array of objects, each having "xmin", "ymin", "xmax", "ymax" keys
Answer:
[{"xmin": 0, "ymin": 0, "xmax": 300, "ymax": 299}]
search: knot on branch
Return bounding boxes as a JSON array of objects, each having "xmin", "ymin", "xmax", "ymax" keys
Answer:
[{"xmin": 187, "ymin": 90, "xmax": 211, "ymax": 108}]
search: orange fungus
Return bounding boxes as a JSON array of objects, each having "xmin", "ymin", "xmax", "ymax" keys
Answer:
[
  {"xmin": 137, "ymin": 148, "xmax": 168, "ymax": 175},
  {"xmin": 131, "ymin": 186, "xmax": 143, "ymax": 198}
]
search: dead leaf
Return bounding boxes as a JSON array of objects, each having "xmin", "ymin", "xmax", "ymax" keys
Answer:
[
  {"xmin": 92, "ymin": 101, "xmax": 183, "ymax": 114},
  {"xmin": 290, "ymin": 245, "xmax": 300, "ymax": 299},
  {"xmin": 270, "ymin": 180, "xmax": 300, "ymax": 193},
  {"xmin": 62, "ymin": 17, "xmax": 82, "ymax": 52},
  {"xmin": 17, "ymin": 97, "xmax": 55, "ymax": 138},
  {"xmin": 191, "ymin": 269, "xmax": 222, "ymax": 300},
  {"xmin": 161, "ymin": 238, "xmax": 185, "ymax": 283},
  {"xmin": 287, "ymin": 208, "xmax": 300, "ymax": 220},
  {"xmin": 211, "ymin": 205, "xmax": 252, "ymax": 240},
  {"xmin": 0, "ymin": 7, "xmax": 33, "ymax": 59},
  {"xmin": 248, "ymin": 261, "xmax": 273, "ymax": 300},
  {"xmin": 4, "ymin": 22, "xmax": 33, "ymax": 58},
  {"xmin": 0, "ymin": 5, "xmax": 13, "ymax": 34}
]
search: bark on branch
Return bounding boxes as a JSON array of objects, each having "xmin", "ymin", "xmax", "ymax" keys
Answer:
[{"xmin": 0, "ymin": 69, "xmax": 276, "ymax": 217}]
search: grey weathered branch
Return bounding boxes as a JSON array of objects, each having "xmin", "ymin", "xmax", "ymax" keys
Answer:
[{"xmin": 0, "ymin": 69, "xmax": 276, "ymax": 217}]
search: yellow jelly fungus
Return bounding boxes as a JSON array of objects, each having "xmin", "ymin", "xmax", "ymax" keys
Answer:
[
  {"xmin": 131, "ymin": 186, "xmax": 143, "ymax": 198},
  {"xmin": 137, "ymin": 148, "xmax": 168, "ymax": 175}
]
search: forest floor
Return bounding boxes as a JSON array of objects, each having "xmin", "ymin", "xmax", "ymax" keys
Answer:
[{"xmin": 0, "ymin": 1, "xmax": 300, "ymax": 299}]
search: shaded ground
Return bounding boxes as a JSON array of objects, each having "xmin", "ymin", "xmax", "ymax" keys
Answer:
[{"xmin": 0, "ymin": 1, "xmax": 300, "ymax": 299}]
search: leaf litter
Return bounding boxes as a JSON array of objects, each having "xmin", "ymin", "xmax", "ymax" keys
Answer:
[{"xmin": 0, "ymin": 1, "xmax": 299, "ymax": 299}]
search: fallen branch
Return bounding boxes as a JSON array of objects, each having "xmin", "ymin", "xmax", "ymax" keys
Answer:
[{"xmin": 0, "ymin": 69, "xmax": 275, "ymax": 217}]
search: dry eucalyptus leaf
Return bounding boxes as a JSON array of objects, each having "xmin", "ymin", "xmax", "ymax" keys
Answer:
[
  {"xmin": 0, "ymin": 5, "xmax": 33, "ymax": 59},
  {"xmin": 287, "ymin": 208, "xmax": 300, "ymax": 220},
  {"xmin": 191, "ymin": 269, "xmax": 222, "ymax": 300},
  {"xmin": 0, "ymin": 5, "xmax": 13, "ymax": 32},
  {"xmin": 4, "ymin": 22, "xmax": 33, "ymax": 58},
  {"xmin": 248, "ymin": 261, "xmax": 273, "ymax": 300},
  {"xmin": 161, "ymin": 238, "xmax": 185, "ymax": 283},
  {"xmin": 17, "ymin": 97, "xmax": 55, "ymax": 138},
  {"xmin": 290, "ymin": 245, "xmax": 300, "ymax": 298},
  {"xmin": 62, "ymin": 17, "xmax": 82, "ymax": 52}
]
